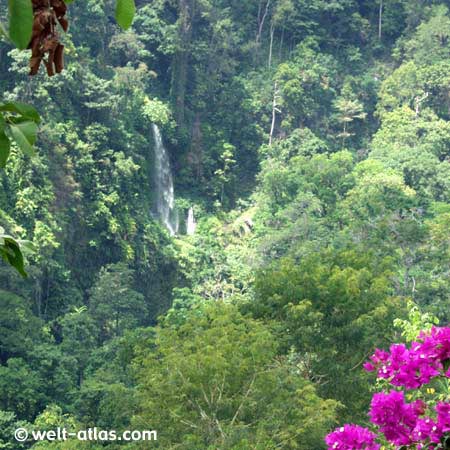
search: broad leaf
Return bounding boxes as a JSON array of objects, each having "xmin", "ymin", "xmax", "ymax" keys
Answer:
[
  {"xmin": 0, "ymin": 236, "xmax": 27, "ymax": 277},
  {"xmin": 9, "ymin": 121, "xmax": 38, "ymax": 156},
  {"xmin": 0, "ymin": 102, "xmax": 40, "ymax": 123},
  {"xmin": 0, "ymin": 131, "xmax": 11, "ymax": 168},
  {"xmin": 18, "ymin": 239, "xmax": 36, "ymax": 253},
  {"xmin": 115, "ymin": 0, "xmax": 136, "ymax": 30},
  {"xmin": 8, "ymin": 0, "xmax": 33, "ymax": 49}
]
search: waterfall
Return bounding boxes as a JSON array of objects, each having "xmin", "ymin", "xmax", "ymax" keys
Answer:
[
  {"xmin": 152, "ymin": 124, "xmax": 179, "ymax": 235},
  {"xmin": 186, "ymin": 207, "xmax": 196, "ymax": 236}
]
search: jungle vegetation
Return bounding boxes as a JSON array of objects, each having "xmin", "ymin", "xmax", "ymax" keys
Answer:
[{"xmin": 0, "ymin": 0, "xmax": 450, "ymax": 448}]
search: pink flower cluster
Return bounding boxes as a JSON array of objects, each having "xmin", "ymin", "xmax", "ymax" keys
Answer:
[
  {"xmin": 325, "ymin": 392, "xmax": 450, "ymax": 450},
  {"xmin": 324, "ymin": 424, "xmax": 380, "ymax": 450},
  {"xmin": 369, "ymin": 391, "xmax": 450, "ymax": 447},
  {"xmin": 369, "ymin": 391, "xmax": 425, "ymax": 446},
  {"xmin": 411, "ymin": 402, "xmax": 450, "ymax": 447},
  {"xmin": 364, "ymin": 327, "xmax": 450, "ymax": 389},
  {"xmin": 324, "ymin": 327, "xmax": 450, "ymax": 450}
]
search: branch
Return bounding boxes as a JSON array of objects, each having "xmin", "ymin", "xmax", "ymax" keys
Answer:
[{"xmin": 230, "ymin": 373, "xmax": 257, "ymax": 427}]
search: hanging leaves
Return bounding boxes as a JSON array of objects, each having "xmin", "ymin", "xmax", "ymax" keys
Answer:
[
  {"xmin": 115, "ymin": 0, "xmax": 136, "ymax": 30},
  {"xmin": 0, "ymin": 105, "xmax": 37, "ymax": 275},
  {"xmin": 28, "ymin": 0, "xmax": 68, "ymax": 76},
  {"xmin": 0, "ymin": 102, "xmax": 40, "ymax": 168}
]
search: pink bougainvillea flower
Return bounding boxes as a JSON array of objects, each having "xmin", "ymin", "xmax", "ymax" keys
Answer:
[
  {"xmin": 364, "ymin": 327, "xmax": 450, "ymax": 389},
  {"xmin": 364, "ymin": 348, "xmax": 390, "ymax": 374},
  {"xmin": 369, "ymin": 391, "xmax": 424, "ymax": 446},
  {"xmin": 412, "ymin": 417, "xmax": 441, "ymax": 443},
  {"xmin": 325, "ymin": 424, "xmax": 380, "ymax": 450},
  {"xmin": 436, "ymin": 402, "xmax": 450, "ymax": 433},
  {"xmin": 330, "ymin": 328, "xmax": 450, "ymax": 449},
  {"xmin": 420, "ymin": 327, "xmax": 450, "ymax": 362}
]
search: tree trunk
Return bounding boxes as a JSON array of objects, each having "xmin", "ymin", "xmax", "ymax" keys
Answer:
[
  {"xmin": 378, "ymin": 0, "xmax": 383, "ymax": 40},
  {"xmin": 190, "ymin": 113, "xmax": 203, "ymax": 177},
  {"xmin": 278, "ymin": 27, "xmax": 284, "ymax": 59},
  {"xmin": 269, "ymin": 82, "xmax": 280, "ymax": 145},
  {"xmin": 268, "ymin": 20, "xmax": 274, "ymax": 68},
  {"xmin": 255, "ymin": 0, "xmax": 271, "ymax": 60},
  {"xmin": 171, "ymin": 0, "xmax": 193, "ymax": 127}
]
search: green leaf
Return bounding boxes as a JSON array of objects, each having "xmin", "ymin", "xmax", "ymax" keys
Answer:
[
  {"xmin": 0, "ymin": 102, "xmax": 40, "ymax": 123},
  {"xmin": 0, "ymin": 21, "xmax": 9, "ymax": 39},
  {"xmin": 0, "ymin": 237, "xmax": 27, "ymax": 277},
  {"xmin": 9, "ymin": 121, "xmax": 38, "ymax": 156},
  {"xmin": 115, "ymin": 0, "xmax": 136, "ymax": 30},
  {"xmin": 0, "ymin": 131, "xmax": 11, "ymax": 168},
  {"xmin": 18, "ymin": 239, "xmax": 36, "ymax": 253},
  {"xmin": 8, "ymin": 0, "xmax": 33, "ymax": 50}
]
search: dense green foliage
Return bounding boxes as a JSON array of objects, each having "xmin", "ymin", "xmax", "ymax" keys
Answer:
[{"xmin": 0, "ymin": 0, "xmax": 449, "ymax": 448}]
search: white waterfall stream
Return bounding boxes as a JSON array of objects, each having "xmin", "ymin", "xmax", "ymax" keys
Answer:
[
  {"xmin": 186, "ymin": 207, "xmax": 197, "ymax": 235},
  {"xmin": 152, "ymin": 124, "xmax": 179, "ymax": 236}
]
